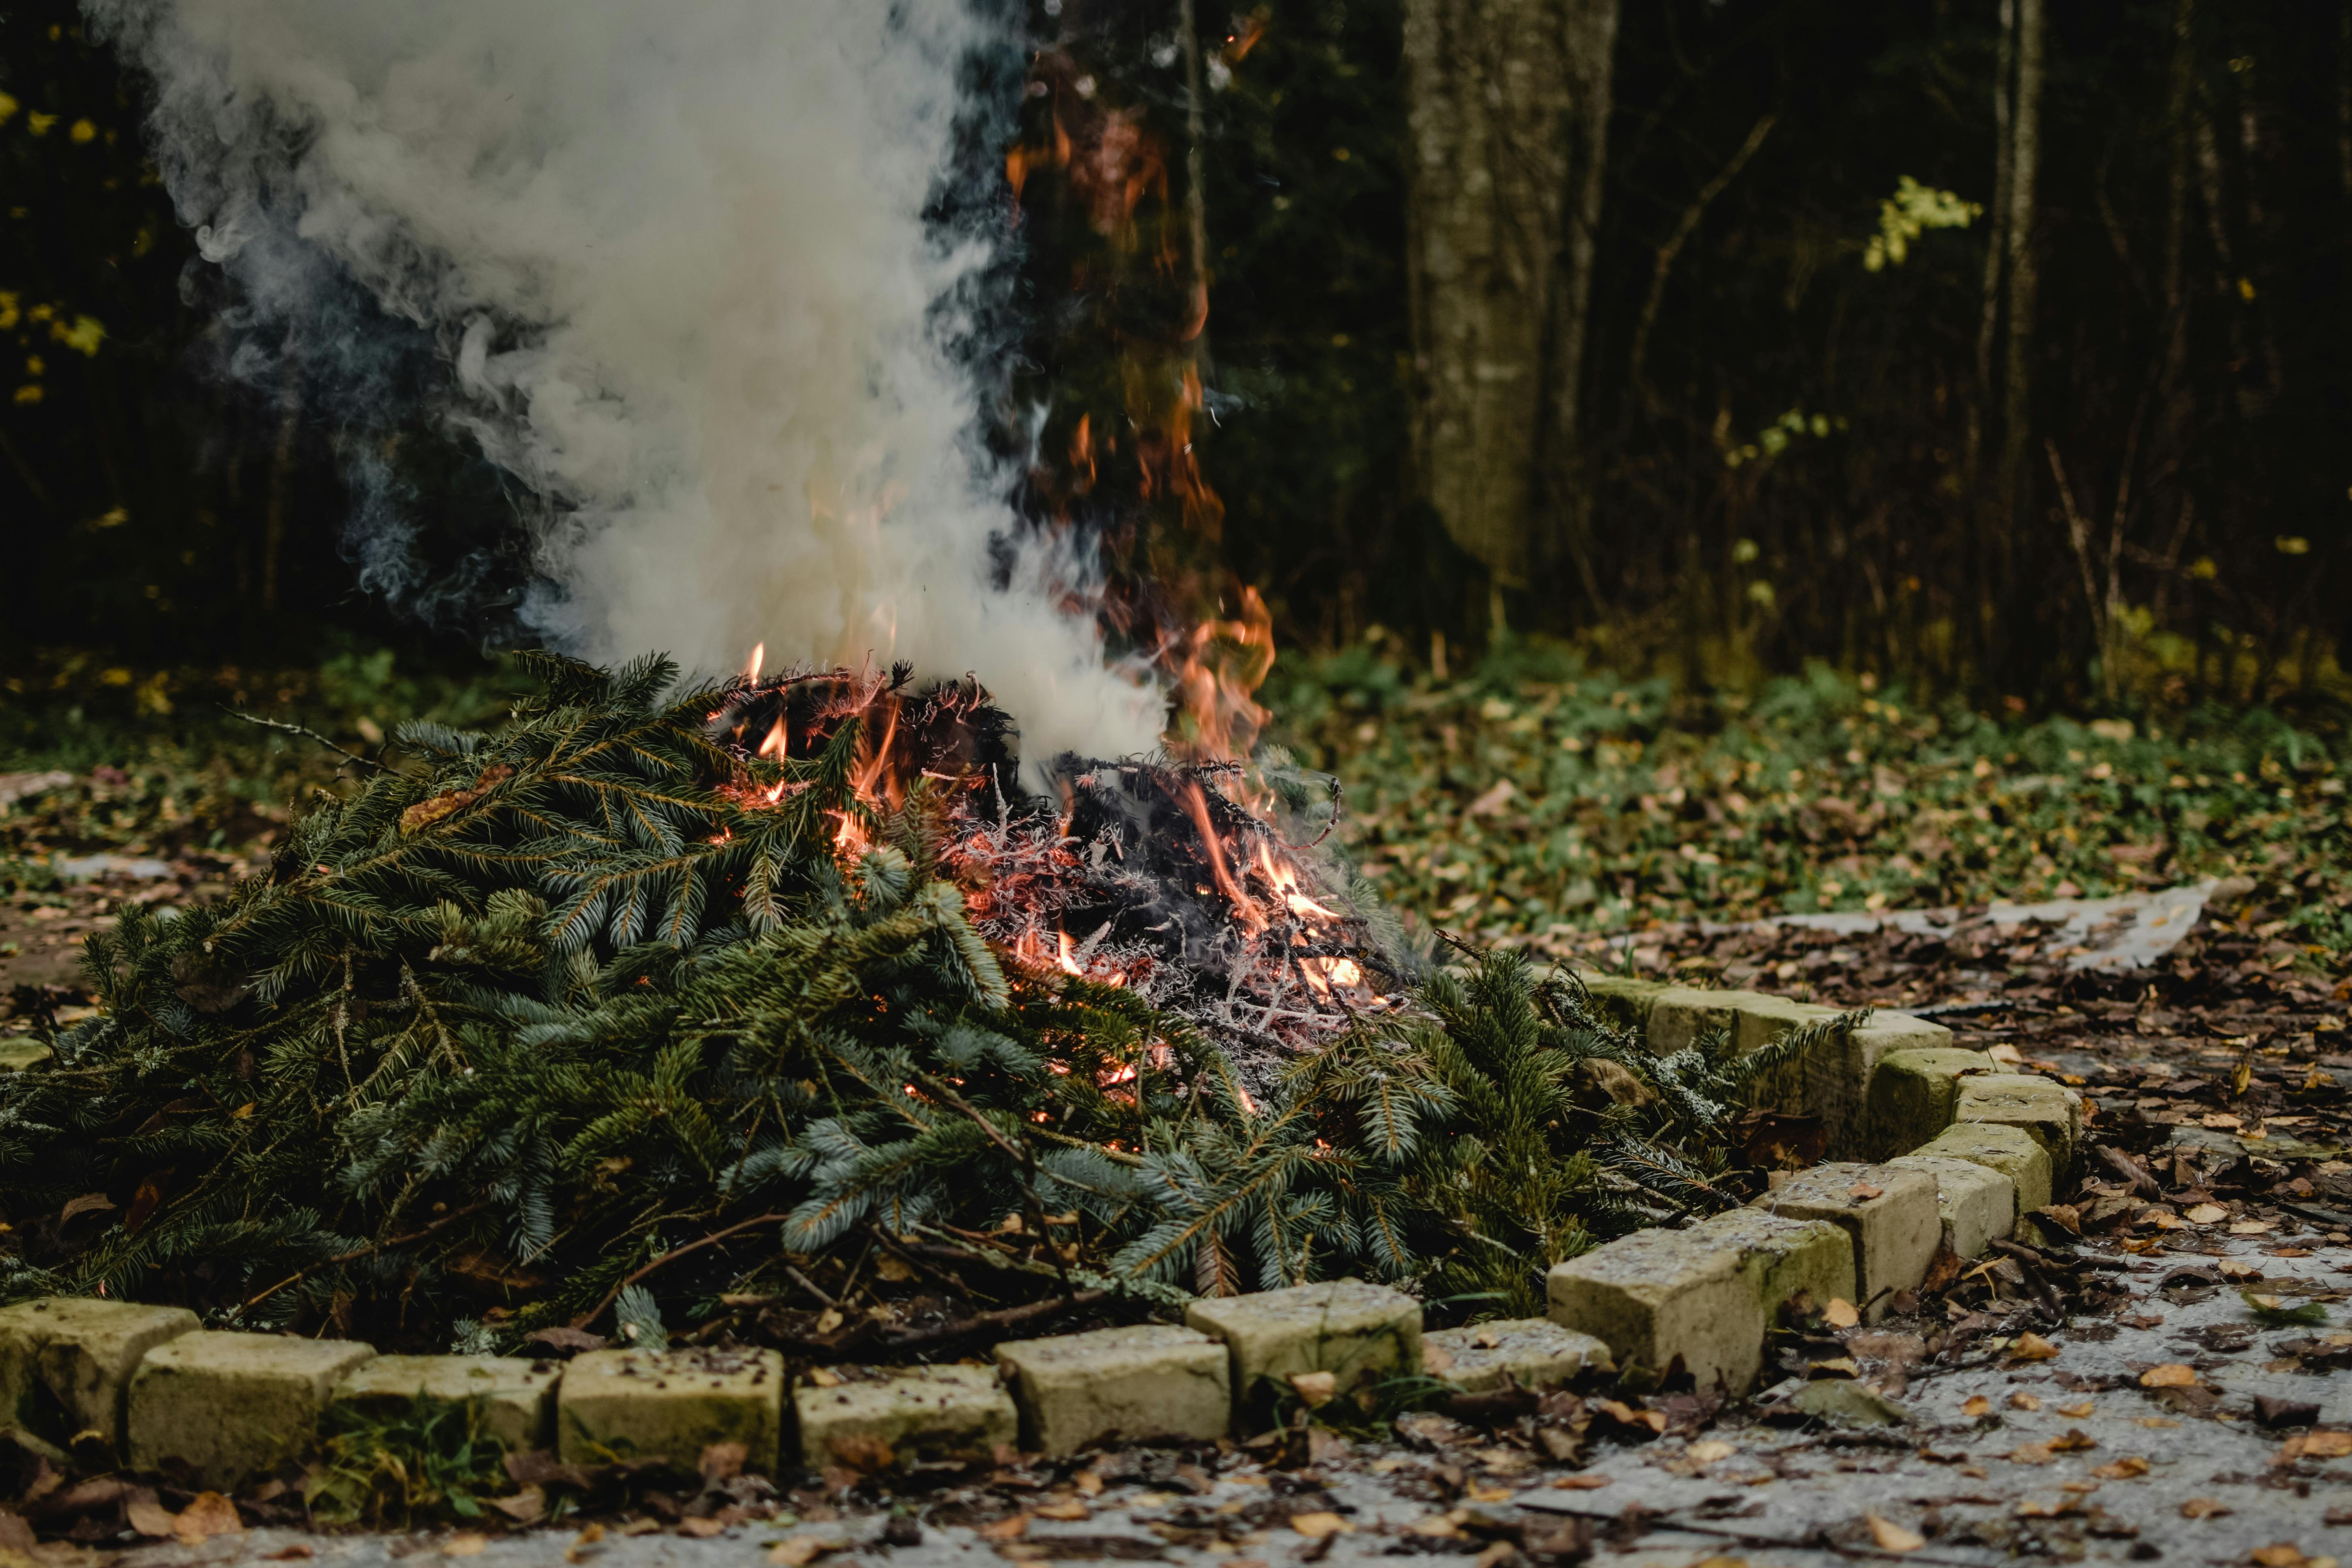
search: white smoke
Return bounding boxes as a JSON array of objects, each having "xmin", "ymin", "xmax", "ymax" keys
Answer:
[{"xmin": 89, "ymin": 0, "xmax": 1166, "ymax": 768}]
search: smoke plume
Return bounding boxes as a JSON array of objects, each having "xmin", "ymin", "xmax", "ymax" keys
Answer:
[{"xmin": 89, "ymin": 0, "xmax": 1166, "ymax": 768}]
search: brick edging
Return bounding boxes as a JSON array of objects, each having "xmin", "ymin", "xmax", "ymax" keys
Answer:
[{"xmin": 1, "ymin": 981, "xmax": 2082, "ymax": 1488}]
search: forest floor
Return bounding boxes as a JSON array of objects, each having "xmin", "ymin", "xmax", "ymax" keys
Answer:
[{"xmin": 7, "ymin": 649, "xmax": 2352, "ymax": 1563}]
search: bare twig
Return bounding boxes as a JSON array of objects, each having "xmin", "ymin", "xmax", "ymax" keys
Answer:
[
  {"xmin": 877, "ymin": 1289, "xmax": 1109, "ymax": 1352},
  {"xmin": 223, "ymin": 707, "xmax": 392, "ymax": 774},
  {"xmin": 241, "ymin": 1200, "xmax": 493, "ymax": 1312},
  {"xmin": 572, "ymin": 1212, "xmax": 788, "ymax": 1330}
]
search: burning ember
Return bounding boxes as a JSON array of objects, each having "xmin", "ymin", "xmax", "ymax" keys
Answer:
[{"xmin": 709, "ymin": 659, "xmax": 1392, "ymax": 1097}]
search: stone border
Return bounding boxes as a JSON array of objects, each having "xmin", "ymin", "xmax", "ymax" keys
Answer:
[{"xmin": 1, "ymin": 982, "xmax": 2081, "ymax": 1485}]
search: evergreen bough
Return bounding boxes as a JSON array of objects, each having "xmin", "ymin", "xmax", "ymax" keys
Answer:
[{"xmin": 0, "ymin": 654, "xmax": 1866, "ymax": 1342}]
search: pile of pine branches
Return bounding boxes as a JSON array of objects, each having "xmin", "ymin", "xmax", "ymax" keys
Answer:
[{"xmin": 0, "ymin": 654, "xmax": 1863, "ymax": 1350}]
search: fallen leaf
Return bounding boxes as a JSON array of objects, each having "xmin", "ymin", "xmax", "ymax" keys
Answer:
[
  {"xmin": 260, "ymin": 1548, "xmax": 314, "ymax": 1561},
  {"xmin": 978, "ymin": 1519, "xmax": 1030, "ymax": 1543},
  {"xmin": 1850, "ymin": 1183, "xmax": 1885, "ymax": 1201},
  {"xmin": 2250, "ymin": 1549, "xmax": 2308, "ymax": 1568},
  {"xmin": 1988, "ymin": 1044, "xmax": 2026, "ymax": 1065},
  {"xmin": 2203, "ymin": 1113, "xmax": 2244, "ymax": 1130},
  {"xmin": 1550, "ymin": 1475, "xmax": 1613, "ymax": 1490},
  {"xmin": 1466, "ymin": 1484, "xmax": 1515, "ymax": 1503},
  {"xmin": 174, "ymin": 1493, "xmax": 243, "ymax": 1542},
  {"xmin": 488, "ymin": 1488, "xmax": 547, "ymax": 1525},
  {"xmin": 2049, "ymin": 1428, "xmax": 2098, "ymax": 1452},
  {"xmin": 2093, "ymin": 1457, "xmax": 2150, "ymax": 1480},
  {"xmin": 1811, "ymin": 1356, "xmax": 1861, "ymax": 1377},
  {"xmin": 1964, "ymin": 1395, "xmax": 1993, "ymax": 1417},
  {"xmin": 1288, "ymin": 1513, "xmax": 1351, "ymax": 1539},
  {"xmin": 1422, "ymin": 1343, "xmax": 1455, "ymax": 1375},
  {"xmin": 1074, "ymin": 1471, "xmax": 1104, "ymax": 1497},
  {"xmin": 1866, "ymin": 1515, "xmax": 1925, "ymax": 1553},
  {"xmin": 2296, "ymin": 1431, "xmax": 2352, "ymax": 1458},
  {"xmin": 2010, "ymin": 1392, "xmax": 2042, "ymax": 1412},
  {"xmin": 2008, "ymin": 1443, "xmax": 2057, "ymax": 1465},
  {"xmin": 2010, "ymin": 1332, "xmax": 2061, "ymax": 1361},
  {"xmin": 444, "ymin": 1534, "xmax": 489, "ymax": 1557},
  {"xmin": 1406, "ymin": 1517, "xmax": 1458, "ymax": 1538},
  {"xmin": 2059, "ymin": 1401, "xmax": 2096, "ymax": 1417},
  {"xmin": 675, "ymin": 1518, "xmax": 730, "ymax": 1540},
  {"xmin": 2137, "ymin": 1417, "xmax": 2181, "ymax": 1429},
  {"xmin": 1824, "ymin": 1298, "xmax": 1860, "ymax": 1329},
  {"xmin": 1033, "ymin": 1502, "xmax": 1090, "ymax": 1522},
  {"xmin": 1289, "ymin": 1370, "xmax": 1338, "ymax": 1407},
  {"xmin": 2186, "ymin": 1204, "xmax": 2229, "ymax": 1224},
  {"xmin": 125, "ymin": 1497, "xmax": 178, "ymax": 1538},
  {"xmin": 2230, "ymin": 1220, "xmax": 2274, "ymax": 1235},
  {"xmin": 567, "ymin": 1523, "xmax": 606, "ymax": 1565},
  {"xmin": 2180, "ymin": 1499, "xmax": 2231, "ymax": 1519},
  {"xmin": 2219, "ymin": 1259, "xmax": 2264, "ymax": 1281},
  {"xmin": 1687, "ymin": 1440, "xmax": 1736, "ymax": 1463},
  {"xmin": 2038, "ymin": 1204, "xmax": 2084, "ymax": 1236},
  {"xmin": 2141, "ymin": 1364, "xmax": 2199, "ymax": 1387},
  {"xmin": 1593, "ymin": 1398, "xmax": 1666, "ymax": 1434}
]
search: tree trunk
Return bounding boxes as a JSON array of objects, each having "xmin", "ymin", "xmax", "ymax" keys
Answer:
[
  {"xmin": 1402, "ymin": 0, "xmax": 1618, "ymax": 630},
  {"xmin": 1996, "ymin": 0, "xmax": 2043, "ymax": 564}
]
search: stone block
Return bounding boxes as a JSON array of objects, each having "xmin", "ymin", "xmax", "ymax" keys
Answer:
[
  {"xmin": 1954, "ymin": 1073, "xmax": 2081, "ymax": 1170},
  {"xmin": 126, "ymin": 1330, "xmax": 374, "ymax": 1488},
  {"xmin": 1753, "ymin": 1162, "xmax": 1940, "ymax": 1318},
  {"xmin": 1422, "ymin": 1318, "xmax": 1612, "ymax": 1392},
  {"xmin": 1910, "ymin": 1121, "xmax": 2052, "ymax": 1217},
  {"xmin": 1546, "ymin": 1209, "xmax": 1852, "ymax": 1393},
  {"xmin": 1184, "ymin": 1280, "xmax": 1422, "ymax": 1422},
  {"xmin": 1864, "ymin": 1048, "xmax": 1998, "ymax": 1157},
  {"xmin": 1571, "ymin": 975, "xmax": 1670, "ymax": 1034},
  {"xmin": 332, "ymin": 1355, "xmax": 558, "ymax": 1450},
  {"xmin": 792, "ymin": 1364, "xmax": 1016, "ymax": 1469},
  {"xmin": 558, "ymin": 1347, "xmax": 784, "ymax": 1473},
  {"xmin": 995, "ymin": 1325, "xmax": 1228, "ymax": 1457},
  {"xmin": 0, "ymin": 1297, "xmax": 198, "ymax": 1451},
  {"xmin": 1887, "ymin": 1154, "xmax": 2016, "ymax": 1259}
]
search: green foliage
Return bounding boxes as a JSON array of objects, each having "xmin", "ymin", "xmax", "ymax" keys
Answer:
[
  {"xmin": 1274, "ymin": 641, "xmax": 2352, "ymax": 957},
  {"xmin": 2240, "ymin": 1288, "xmax": 2328, "ymax": 1328},
  {"xmin": 305, "ymin": 1394, "xmax": 512, "ymax": 1531}
]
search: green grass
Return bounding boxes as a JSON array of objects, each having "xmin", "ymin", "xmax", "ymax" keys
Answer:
[{"xmin": 1267, "ymin": 637, "xmax": 2352, "ymax": 960}]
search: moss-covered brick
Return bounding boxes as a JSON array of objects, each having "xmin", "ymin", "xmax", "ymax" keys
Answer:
[
  {"xmin": 1955, "ymin": 1073, "xmax": 2082, "ymax": 1171},
  {"xmin": 1864, "ymin": 1048, "xmax": 1998, "ymax": 1157},
  {"xmin": 1754, "ymin": 1162, "xmax": 1941, "ymax": 1318},
  {"xmin": 126, "ymin": 1330, "xmax": 374, "ymax": 1489},
  {"xmin": 995, "ymin": 1325, "xmax": 1228, "ymax": 1457},
  {"xmin": 1422, "ymin": 1318, "xmax": 1612, "ymax": 1392},
  {"xmin": 557, "ymin": 1347, "xmax": 784, "ymax": 1474},
  {"xmin": 1910, "ymin": 1121, "xmax": 2053, "ymax": 1216},
  {"xmin": 792, "ymin": 1364, "xmax": 1016, "ymax": 1470},
  {"xmin": 1547, "ymin": 1209, "xmax": 1852, "ymax": 1393},
  {"xmin": 1886, "ymin": 1153, "xmax": 2016, "ymax": 1258},
  {"xmin": 0, "ymin": 1297, "xmax": 198, "ymax": 1452},
  {"xmin": 1184, "ymin": 1279, "xmax": 1422, "ymax": 1426},
  {"xmin": 332, "ymin": 1355, "xmax": 559, "ymax": 1450}
]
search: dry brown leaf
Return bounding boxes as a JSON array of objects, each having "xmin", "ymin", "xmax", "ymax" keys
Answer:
[
  {"xmin": 1422, "ymin": 1343, "xmax": 1455, "ymax": 1375},
  {"xmin": 1593, "ymin": 1398, "xmax": 1667, "ymax": 1434},
  {"xmin": 2296, "ymin": 1431, "xmax": 2352, "ymax": 1458},
  {"xmin": 173, "ymin": 1493, "xmax": 243, "ymax": 1542},
  {"xmin": 1033, "ymin": 1502, "xmax": 1090, "ymax": 1522},
  {"xmin": 1289, "ymin": 1370, "xmax": 1338, "ymax": 1407},
  {"xmin": 1288, "ymin": 1513, "xmax": 1351, "ymax": 1539},
  {"xmin": 443, "ymin": 1534, "xmax": 489, "ymax": 1557},
  {"xmin": 1550, "ymin": 1475, "xmax": 1613, "ymax": 1490},
  {"xmin": 2059, "ymin": 1401, "xmax": 2096, "ymax": 1417},
  {"xmin": 1687, "ymin": 1440, "xmax": 1736, "ymax": 1463},
  {"xmin": 1073, "ymin": 1471, "xmax": 1104, "ymax": 1497},
  {"xmin": 2049, "ymin": 1428, "xmax": 2098, "ymax": 1452},
  {"xmin": 1823, "ymin": 1298, "xmax": 1860, "ymax": 1329},
  {"xmin": 676, "ymin": 1519, "xmax": 729, "ymax": 1540},
  {"xmin": 2230, "ymin": 1220, "xmax": 2275, "ymax": 1236},
  {"xmin": 2093, "ymin": 1457, "xmax": 2150, "ymax": 1480},
  {"xmin": 2008, "ymin": 1443, "xmax": 2057, "ymax": 1465},
  {"xmin": 2010, "ymin": 1391, "xmax": 2042, "ymax": 1411},
  {"xmin": 2179, "ymin": 1499, "xmax": 2231, "ymax": 1520},
  {"xmin": 566, "ymin": 1523, "xmax": 607, "ymax": 1565},
  {"xmin": 1866, "ymin": 1515, "xmax": 1925, "ymax": 1553},
  {"xmin": 2250, "ymin": 1548, "xmax": 2307, "ymax": 1568},
  {"xmin": 1849, "ymin": 1183, "xmax": 1885, "ymax": 1201},
  {"xmin": 123, "ymin": 1498, "xmax": 177, "ymax": 1539},
  {"xmin": 1963, "ymin": 1394, "xmax": 1993, "ymax": 1417},
  {"xmin": 2141, "ymin": 1364, "xmax": 2199, "ymax": 1387},
  {"xmin": 2202, "ymin": 1113, "xmax": 2244, "ymax": 1131},
  {"xmin": 805, "ymin": 1367, "xmax": 843, "ymax": 1388},
  {"xmin": 977, "ymin": 1518, "xmax": 1031, "ymax": 1543},
  {"xmin": 1406, "ymin": 1517, "xmax": 1458, "ymax": 1538},
  {"xmin": 1988, "ymin": 1044, "xmax": 2026, "ymax": 1065},
  {"xmin": 2185, "ymin": 1204, "xmax": 2229, "ymax": 1224},
  {"xmin": 259, "ymin": 1547, "xmax": 314, "ymax": 1561},
  {"xmin": 2010, "ymin": 1332, "xmax": 2061, "ymax": 1361}
]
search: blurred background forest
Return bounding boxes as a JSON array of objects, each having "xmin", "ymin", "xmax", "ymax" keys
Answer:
[{"xmin": 4, "ymin": 0, "xmax": 2352, "ymax": 944}]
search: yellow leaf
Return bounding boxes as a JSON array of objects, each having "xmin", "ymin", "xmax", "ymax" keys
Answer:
[
  {"xmin": 2178, "ymin": 1498, "xmax": 2230, "ymax": 1519},
  {"xmin": 0, "ymin": 93, "xmax": 18, "ymax": 125},
  {"xmin": 2009, "ymin": 1332, "xmax": 2061, "ymax": 1361},
  {"xmin": 23, "ymin": 355, "xmax": 41, "ymax": 376},
  {"xmin": 69, "ymin": 118, "xmax": 96, "ymax": 143},
  {"xmin": 1963, "ymin": 1395, "xmax": 1992, "ymax": 1417},
  {"xmin": 52, "ymin": 315, "xmax": 104, "ymax": 357},
  {"xmin": 1866, "ymin": 1515, "xmax": 1924, "ymax": 1553},
  {"xmin": 1288, "ymin": 1513, "xmax": 1350, "ymax": 1539},
  {"xmin": 2140, "ymin": 1364, "xmax": 2199, "ymax": 1387},
  {"xmin": 1824, "ymin": 1297, "xmax": 1860, "ymax": 1328},
  {"xmin": 2093, "ymin": 1456, "xmax": 2150, "ymax": 1480},
  {"xmin": 28, "ymin": 111, "xmax": 57, "ymax": 136},
  {"xmin": 2009, "ymin": 1392, "xmax": 2042, "ymax": 1411},
  {"xmin": 11, "ymin": 384, "xmax": 40, "ymax": 405}
]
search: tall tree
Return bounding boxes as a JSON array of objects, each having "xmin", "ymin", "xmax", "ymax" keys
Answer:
[{"xmin": 1401, "ymin": 0, "xmax": 1618, "ymax": 634}]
